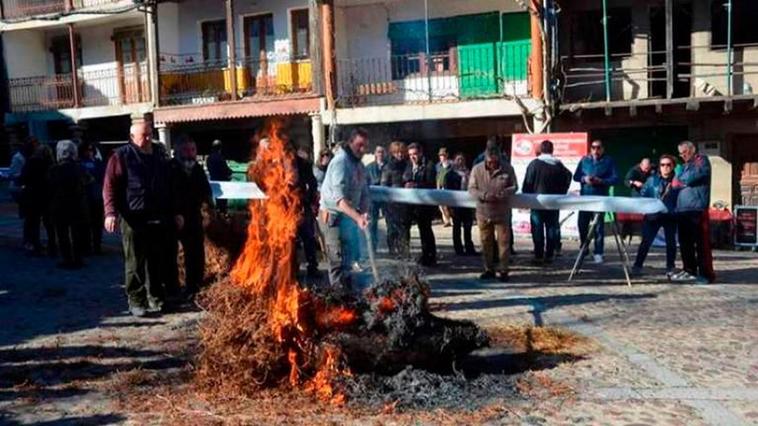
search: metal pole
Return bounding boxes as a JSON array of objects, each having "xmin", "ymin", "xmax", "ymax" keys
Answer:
[
  {"xmin": 601, "ymin": 0, "xmax": 611, "ymax": 101},
  {"xmin": 726, "ymin": 0, "xmax": 733, "ymax": 96},
  {"xmin": 424, "ymin": 0, "xmax": 432, "ymax": 102}
]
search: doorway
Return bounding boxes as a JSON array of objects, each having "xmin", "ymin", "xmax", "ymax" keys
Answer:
[
  {"xmin": 649, "ymin": 2, "xmax": 692, "ymax": 98},
  {"xmin": 114, "ymin": 29, "xmax": 148, "ymax": 104}
]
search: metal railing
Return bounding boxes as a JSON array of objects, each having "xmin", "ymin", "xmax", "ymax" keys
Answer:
[
  {"xmin": 560, "ymin": 42, "xmax": 758, "ymax": 103},
  {"xmin": 336, "ymin": 42, "xmax": 531, "ymax": 107},
  {"xmin": 1, "ymin": 0, "xmax": 125, "ymax": 20},
  {"xmin": 158, "ymin": 54, "xmax": 313, "ymax": 106},
  {"xmin": 8, "ymin": 63, "xmax": 151, "ymax": 112}
]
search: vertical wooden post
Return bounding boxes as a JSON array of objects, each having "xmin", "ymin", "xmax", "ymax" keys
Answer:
[
  {"xmin": 145, "ymin": 2, "xmax": 160, "ymax": 107},
  {"xmin": 530, "ymin": 0, "xmax": 544, "ymax": 100},
  {"xmin": 665, "ymin": 0, "xmax": 674, "ymax": 99},
  {"xmin": 226, "ymin": 0, "xmax": 238, "ymax": 100},
  {"xmin": 309, "ymin": 0, "xmax": 323, "ymax": 95},
  {"xmin": 68, "ymin": 24, "xmax": 81, "ymax": 108},
  {"xmin": 321, "ymin": 0, "xmax": 336, "ymax": 110}
]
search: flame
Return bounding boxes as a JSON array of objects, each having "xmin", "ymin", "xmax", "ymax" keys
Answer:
[{"xmin": 230, "ymin": 118, "xmax": 356, "ymax": 403}]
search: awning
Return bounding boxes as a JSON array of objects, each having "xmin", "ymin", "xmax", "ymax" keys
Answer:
[{"xmin": 153, "ymin": 96, "xmax": 321, "ymax": 125}]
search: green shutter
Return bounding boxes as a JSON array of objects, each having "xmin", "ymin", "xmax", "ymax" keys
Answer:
[{"xmin": 498, "ymin": 40, "xmax": 531, "ymax": 81}]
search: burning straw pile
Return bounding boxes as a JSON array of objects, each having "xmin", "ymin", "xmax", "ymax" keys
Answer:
[{"xmin": 195, "ymin": 121, "xmax": 488, "ymax": 404}]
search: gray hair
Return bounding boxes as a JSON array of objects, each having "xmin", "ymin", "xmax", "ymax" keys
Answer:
[
  {"xmin": 678, "ymin": 140, "xmax": 696, "ymax": 151},
  {"xmin": 56, "ymin": 140, "xmax": 77, "ymax": 162}
]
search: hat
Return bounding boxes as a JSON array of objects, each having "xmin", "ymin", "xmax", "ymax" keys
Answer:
[{"xmin": 438, "ymin": 147, "xmax": 449, "ymax": 156}]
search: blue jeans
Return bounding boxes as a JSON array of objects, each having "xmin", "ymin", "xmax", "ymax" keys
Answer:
[
  {"xmin": 634, "ymin": 214, "xmax": 677, "ymax": 270},
  {"xmin": 530, "ymin": 210, "xmax": 560, "ymax": 259},
  {"xmin": 578, "ymin": 211, "xmax": 605, "ymax": 255}
]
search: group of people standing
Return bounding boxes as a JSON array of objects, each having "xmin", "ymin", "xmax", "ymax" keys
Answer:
[{"xmin": 9, "ymin": 137, "xmax": 105, "ymax": 269}]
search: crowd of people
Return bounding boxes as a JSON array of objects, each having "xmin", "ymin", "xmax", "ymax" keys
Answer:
[{"xmin": 6, "ymin": 122, "xmax": 716, "ymax": 316}]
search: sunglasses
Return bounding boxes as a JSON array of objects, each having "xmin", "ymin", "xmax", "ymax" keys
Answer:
[{"xmin": 660, "ymin": 163, "xmax": 674, "ymax": 167}]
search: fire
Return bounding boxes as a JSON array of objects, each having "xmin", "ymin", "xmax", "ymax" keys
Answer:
[{"xmin": 230, "ymin": 119, "xmax": 356, "ymax": 403}]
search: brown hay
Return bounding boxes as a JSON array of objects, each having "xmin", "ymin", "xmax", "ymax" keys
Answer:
[
  {"xmin": 194, "ymin": 278, "xmax": 288, "ymax": 397},
  {"xmin": 486, "ymin": 325, "xmax": 595, "ymax": 355}
]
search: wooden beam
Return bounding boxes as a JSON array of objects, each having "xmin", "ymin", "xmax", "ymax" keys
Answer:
[
  {"xmin": 321, "ymin": 0, "xmax": 336, "ymax": 111},
  {"xmin": 665, "ymin": 0, "xmax": 674, "ymax": 99},
  {"xmin": 68, "ymin": 24, "xmax": 81, "ymax": 108},
  {"xmin": 308, "ymin": 0, "xmax": 323, "ymax": 96},
  {"xmin": 225, "ymin": 0, "xmax": 238, "ymax": 101},
  {"xmin": 529, "ymin": 0, "xmax": 543, "ymax": 100}
]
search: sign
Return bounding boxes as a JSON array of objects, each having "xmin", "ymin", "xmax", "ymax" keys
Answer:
[
  {"xmin": 511, "ymin": 133, "xmax": 588, "ymax": 237},
  {"xmin": 734, "ymin": 205, "xmax": 758, "ymax": 246}
]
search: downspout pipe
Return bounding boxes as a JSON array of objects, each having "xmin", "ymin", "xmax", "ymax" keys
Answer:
[
  {"xmin": 726, "ymin": 0, "xmax": 733, "ymax": 96},
  {"xmin": 601, "ymin": 0, "xmax": 611, "ymax": 101}
]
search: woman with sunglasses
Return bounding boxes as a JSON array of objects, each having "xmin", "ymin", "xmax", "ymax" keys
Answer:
[{"xmin": 631, "ymin": 154, "xmax": 680, "ymax": 278}]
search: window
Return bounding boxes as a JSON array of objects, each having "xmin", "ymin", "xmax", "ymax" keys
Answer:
[
  {"xmin": 50, "ymin": 35, "xmax": 82, "ymax": 75},
  {"xmin": 712, "ymin": 0, "xmax": 758, "ymax": 46},
  {"xmin": 202, "ymin": 20, "xmax": 227, "ymax": 62},
  {"xmin": 244, "ymin": 14, "xmax": 274, "ymax": 61},
  {"xmin": 569, "ymin": 8, "xmax": 632, "ymax": 57},
  {"xmin": 291, "ymin": 9, "xmax": 309, "ymax": 60}
]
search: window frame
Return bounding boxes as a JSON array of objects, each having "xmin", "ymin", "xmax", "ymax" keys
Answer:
[
  {"xmin": 201, "ymin": 19, "xmax": 228, "ymax": 63},
  {"xmin": 290, "ymin": 8, "xmax": 310, "ymax": 60}
]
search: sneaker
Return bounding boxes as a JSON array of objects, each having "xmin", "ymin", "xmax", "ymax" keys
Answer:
[
  {"xmin": 479, "ymin": 270, "xmax": 496, "ymax": 280},
  {"xmin": 593, "ymin": 254, "xmax": 604, "ymax": 264},
  {"xmin": 665, "ymin": 269, "xmax": 676, "ymax": 281},
  {"xmin": 671, "ymin": 271, "xmax": 697, "ymax": 282},
  {"xmin": 147, "ymin": 299, "xmax": 164, "ymax": 313},
  {"xmin": 129, "ymin": 305, "xmax": 147, "ymax": 317},
  {"xmin": 498, "ymin": 272, "xmax": 510, "ymax": 282}
]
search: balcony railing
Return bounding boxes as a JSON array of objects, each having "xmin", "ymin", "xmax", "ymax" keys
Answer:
[
  {"xmin": 560, "ymin": 42, "xmax": 758, "ymax": 104},
  {"xmin": 1, "ymin": 0, "xmax": 124, "ymax": 21},
  {"xmin": 336, "ymin": 41, "xmax": 531, "ymax": 107},
  {"xmin": 158, "ymin": 54, "xmax": 313, "ymax": 106},
  {"xmin": 8, "ymin": 63, "xmax": 151, "ymax": 113}
]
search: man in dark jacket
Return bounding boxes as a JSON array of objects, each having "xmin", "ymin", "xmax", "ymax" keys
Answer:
[
  {"xmin": 671, "ymin": 141, "xmax": 714, "ymax": 284},
  {"xmin": 49, "ymin": 140, "xmax": 90, "ymax": 269},
  {"xmin": 79, "ymin": 141, "xmax": 106, "ymax": 255},
  {"xmin": 625, "ymin": 158, "xmax": 653, "ymax": 197},
  {"xmin": 403, "ymin": 143, "xmax": 437, "ymax": 266},
  {"xmin": 365, "ymin": 145, "xmax": 387, "ymax": 252},
  {"xmin": 573, "ymin": 139, "xmax": 619, "ymax": 264},
  {"xmin": 523, "ymin": 140, "xmax": 572, "ymax": 264},
  {"xmin": 206, "ymin": 139, "xmax": 233, "ymax": 213},
  {"xmin": 381, "ymin": 141, "xmax": 410, "ymax": 257},
  {"xmin": 168, "ymin": 135, "xmax": 213, "ymax": 298},
  {"xmin": 103, "ymin": 122, "xmax": 183, "ymax": 317}
]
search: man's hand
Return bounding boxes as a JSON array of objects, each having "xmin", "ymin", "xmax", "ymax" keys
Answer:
[
  {"xmin": 175, "ymin": 215, "xmax": 185, "ymax": 231},
  {"xmin": 583, "ymin": 175, "xmax": 594, "ymax": 185},
  {"xmin": 104, "ymin": 216, "xmax": 118, "ymax": 233},
  {"xmin": 672, "ymin": 178, "xmax": 685, "ymax": 189},
  {"xmin": 632, "ymin": 180, "xmax": 644, "ymax": 189},
  {"xmin": 356, "ymin": 213, "xmax": 369, "ymax": 230}
]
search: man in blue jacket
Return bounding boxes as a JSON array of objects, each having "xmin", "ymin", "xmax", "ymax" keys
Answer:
[
  {"xmin": 671, "ymin": 141, "xmax": 714, "ymax": 284},
  {"xmin": 573, "ymin": 140, "xmax": 619, "ymax": 264}
]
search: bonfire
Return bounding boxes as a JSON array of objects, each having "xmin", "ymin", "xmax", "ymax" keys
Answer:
[{"xmin": 196, "ymin": 120, "xmax": 488, "ymax": 404}]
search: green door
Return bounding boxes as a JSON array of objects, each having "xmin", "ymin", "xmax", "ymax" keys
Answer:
[
  {"xmin": 458, "ymin": 43, "xmax": 498, "ymax": 98},
  {"xmin": 498, "ymin": 40, "xmax": 531, "ymax": 82}
]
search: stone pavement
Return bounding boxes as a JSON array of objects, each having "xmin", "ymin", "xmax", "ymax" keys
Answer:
[{"xmin": 0, "ymin": 189, "xmax": 756, "ymax": 424}]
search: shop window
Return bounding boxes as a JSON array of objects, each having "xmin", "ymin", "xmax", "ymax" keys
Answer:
[
  {"xmin": 711, "ymin": 0, "xmax": 758, "ymax": 46},
  {"xmin": 569, "ymin": 8, "xmax": 632, "ymax": 57}
]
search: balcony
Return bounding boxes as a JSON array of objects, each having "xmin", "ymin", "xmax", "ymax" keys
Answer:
[
  {"xmin": 336, "ymin": 41, "xmax": 531, "ymax": 108},
  {"xmin": 1, "ymin": 0, "xmax": 125, "ymax": 21},
  {"xmin": 158, "ymin": 54, "xmax": 313, "ymax": 106},
  {"xmin": 8, "ymin": 63, "xmax": 150, "ymax": 113}
]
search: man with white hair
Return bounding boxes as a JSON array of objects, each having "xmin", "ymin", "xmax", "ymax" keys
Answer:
[
  {"xmin": 103, "ymin": 121, "xmax": 183, "ymax": 317},
  {"xmin": 671, "ymin": 141, "xmax": 714, "ymax": 284},
  {"xmin": 48, "ymin": 140, "xmax": 89, "ymax": 269}
]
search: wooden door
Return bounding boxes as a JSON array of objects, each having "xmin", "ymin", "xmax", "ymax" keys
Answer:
[
  {"xmin": 244, "ymin": 14, "xmax": 274, "ymax": 94},
  {"xmin": 114, "ymin": 31, "xmax": 148, "ymax": 104}
]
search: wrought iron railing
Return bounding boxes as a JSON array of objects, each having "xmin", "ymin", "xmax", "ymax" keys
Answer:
[
  {"xmin": 560, "ymin": 42, "xmax": 758, "ymax": 103},
  {"xmin": 158, "ymin": 53, "xmax": 313, "ymax": 106},
  {"xmin": 336, "ymin": 42, "xmax": 531, "ymax": 107},
  {"xmin": 8, "ymin": 63, "xmax": 151, "ymax": 112}
]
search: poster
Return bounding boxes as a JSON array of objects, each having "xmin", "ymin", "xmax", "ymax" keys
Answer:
[
  {"xmin": 734, "ymin": 206, "xmax": 758, "ymax": 246},
  {"xmin": 511, "ymin": 133, "xmax": 588, "ymax": 237}
]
